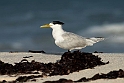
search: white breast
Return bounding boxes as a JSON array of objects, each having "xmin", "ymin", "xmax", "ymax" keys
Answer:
[
  {"xmin": 53, "ymin": 32, "xmax": 64, "ymax": 43},
  {"xmin": 52, "ymin": 25, "xmax": 65, "ymax": 42}
]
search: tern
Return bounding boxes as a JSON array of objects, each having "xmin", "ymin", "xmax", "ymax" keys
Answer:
[{"xmin": 40, "ymin": 21, "xmax": 104, "ymax": 51}]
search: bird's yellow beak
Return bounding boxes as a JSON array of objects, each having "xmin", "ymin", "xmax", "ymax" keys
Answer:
[{"xmin": 40, "ymin": 24, "xmax": 50, "ymax": 28}]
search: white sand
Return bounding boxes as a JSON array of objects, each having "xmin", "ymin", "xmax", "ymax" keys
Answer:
[{"xmin": 0, "ymin": 52, "xmax": 124, "ymax": 83}]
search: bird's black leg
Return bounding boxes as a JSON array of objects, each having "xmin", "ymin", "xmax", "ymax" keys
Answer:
[
  {"xmin": 68, "ymin": 50, "xmax": 71, "ymax": 52},
  {"xmin": 76, "ymin": 50, "xmax": 81, "ymax": 53}
]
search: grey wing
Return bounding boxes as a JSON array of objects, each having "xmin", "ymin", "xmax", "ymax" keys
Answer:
[{"xmin": 61, "ymin": 32, "xmax": 87, "ymax": 48}]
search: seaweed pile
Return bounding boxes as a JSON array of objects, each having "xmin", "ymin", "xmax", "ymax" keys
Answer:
[
  {"xmin": 49, "ymin": 51, "xmax": 108, "ymax": 75},
  {"xmin": 0, "ymin": 51, "xmax": 108, "ymax": 82},
  {"xmin": 76, "ymin": 69, "xmax": 124, "ymax": 82},
  {"xmin": 43, "ymin": 69, "xmax": 124, "ymax": 83},
  {"xmin": 0, "ymin": 51, "xmax": 108, "ymax": 75}
]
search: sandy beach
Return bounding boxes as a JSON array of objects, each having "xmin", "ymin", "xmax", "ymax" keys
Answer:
[{"xmin": 0, "ymin": 52, "xmax": 124, "ymax": 83}]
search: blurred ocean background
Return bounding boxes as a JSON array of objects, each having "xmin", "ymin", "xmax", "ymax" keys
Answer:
[{"xmin": 0, "ymin": 0, "xmax": 124, "ymax": 53}]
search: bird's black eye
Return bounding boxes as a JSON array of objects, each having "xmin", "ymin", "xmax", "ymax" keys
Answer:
[{"xmin": 52, "ymin": 21, "xmax": 64, "ymax": 25}]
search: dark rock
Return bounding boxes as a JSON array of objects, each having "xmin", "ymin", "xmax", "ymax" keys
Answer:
[
  {"xmin": 23, "ymin": 56, "xmax": 33, "ymax": 58},
  {"xmin": 9, "ymin": 51, "xmax": 18, "ymax": 53},
  {"xmin": 28, "ymin": 50, "xmax": 45, "ymax": 53},
  {"xmin": 94, "ymin": 51, "xmax": 103, "ymax": 53}
]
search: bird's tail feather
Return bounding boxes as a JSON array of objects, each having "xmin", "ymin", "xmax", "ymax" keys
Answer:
[
  {"xmin": 86, "ymin": 37, "xmax": 104, "ymax": 46},
  {"xmin": 90, "ymin": 37, "xmax": 104, "ymax": 42}
]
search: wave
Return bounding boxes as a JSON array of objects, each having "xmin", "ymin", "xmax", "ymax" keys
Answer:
[{"xmin": 78, "ymin": 22, "xmax": 124, "ymax": 43}]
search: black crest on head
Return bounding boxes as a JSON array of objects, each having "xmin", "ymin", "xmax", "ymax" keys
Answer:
[{"xmin": 52, "ymin": 21, "xmax": 64, "ymax": 25}]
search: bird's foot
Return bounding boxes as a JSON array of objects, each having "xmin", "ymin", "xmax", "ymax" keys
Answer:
[{"xmin": 67, "ymin": 50, "xmax": 71, "ymax": 53}]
